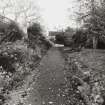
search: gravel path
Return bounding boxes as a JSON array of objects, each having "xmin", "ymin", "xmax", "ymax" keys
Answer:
[{"xmin": 26, "ymin": 47, "xmax": 66, "ymax": 105}]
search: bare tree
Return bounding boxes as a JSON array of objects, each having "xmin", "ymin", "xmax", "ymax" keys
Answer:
[
  {"xmin": 0, "ymin": 0, "xmax": 40, "ymax": 28},
  {"xmin": 0, "ymin": 0, "xmax": 12, "ymax": 18}
]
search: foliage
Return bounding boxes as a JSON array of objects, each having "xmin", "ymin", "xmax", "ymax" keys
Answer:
[
  {"xmin": 65, "ymin": 27, "xmax": 75, "ymax": 34},
  {"xmin": 77, "ymin": 0, "xmax": 105, "ymax": 49},
  {"xmin": 27, "ymin": 22, "xmax": 52, "ymax": 57},
  {"xmin": 72, "ymin": 29, "xmax": 87, "ymax": 48},
  {"xmin": 53, "ymin": 27, "xmax": 75, "ymax": 46},
  {"xmin": 0, "ymin": 21, "xmax": 24, "ymax": 44},
  {"xmin": 0, "ymin": 13, "xmax": 51, "ymax": 105},
  {"xmin": 27, "ymin": 22, "xmax": 42, "ymax": 36},
  {"xmin": 64, "ymin": 55, "xmax": 105, "ymax": 105},
  {"xmin": 55, "ymin": 32, "xmax": 65, "ymax": 44},
  {"xmin": 0, "ymin": 39, "xmax": 47, "ymax": 105}
]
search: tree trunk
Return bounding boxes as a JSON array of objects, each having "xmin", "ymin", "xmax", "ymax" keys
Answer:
[{"xmin": 93, "ymin": 36, "xmax": 98, "ymax": 49}]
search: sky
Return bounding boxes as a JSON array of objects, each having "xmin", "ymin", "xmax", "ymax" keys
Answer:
[
  {"xmin": 38, "ymin": 0, "xmax": 79, "ymax": 31},
  {"xmin": 0, "ymin": 0, "xmax": 79, "ymax": 32}
]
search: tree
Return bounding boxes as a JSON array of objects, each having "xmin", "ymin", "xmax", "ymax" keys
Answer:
[
  {"xmin": 27, "ymin": 22, "xmax": 53, "ymax": 57},
  {"xmin": 27, "ymin": 23, "xmax": 42, "ymax": 36},
  {"xmin": 0, "ymin": 0, "xmax": 40, "ymax": 29},
  {"xmin": 65, "ymin": 27, "xmax": 74, "ymax": 33},
  {"xmin": 0, "ymin": 0, "xmax": 12, "ymax": 17},
  {"xmin": 77, "ymin": 0, "xmax": 105, "ymax": 49}
]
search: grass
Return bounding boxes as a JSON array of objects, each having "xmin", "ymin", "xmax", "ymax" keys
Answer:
[{"xmin": 63, "ymin": 48, "xmax": 105, "ymax": 105}]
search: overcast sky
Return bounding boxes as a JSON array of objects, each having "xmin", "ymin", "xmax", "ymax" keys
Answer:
[
  {"xmin": 38, "ymin": 0, "xmax": 79, "ymax": 31},
  {"xmin": 0, "ymin": 0, "xmax": 79, "ymax": 32}
]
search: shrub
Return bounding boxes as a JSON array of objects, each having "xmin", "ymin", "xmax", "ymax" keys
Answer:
[
  {"xmin": 72, "ymin": 30, "xmax": 87, "ymax": 48},
  {"xmin": 27, "ymin": 22, "xmax": 42, "ymax": 37},
  {"xmin": 0, "ymin": 22, "xmax": 24, "ymax": 44}
]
